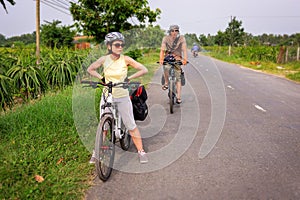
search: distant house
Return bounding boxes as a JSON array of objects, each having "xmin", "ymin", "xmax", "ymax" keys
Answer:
[{"xmin": 73, "ymin": 35, "xmax": 93, "ymax": 49}]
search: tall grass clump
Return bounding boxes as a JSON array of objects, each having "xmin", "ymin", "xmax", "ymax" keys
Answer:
[{"xmin": 41, "ymin": 48, "xmax": 87, "ymax": 90}]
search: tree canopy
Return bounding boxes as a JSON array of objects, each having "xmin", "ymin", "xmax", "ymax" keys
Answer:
[
  {"xmin": 184, "ymin": 33, "xmax": 200, "ymax": 47},
  {"xmin": 41, "ymin": 20, "xmax": 76, "ymax": 49},
  {"xmin": 225, "ymin": 16, "xmax": 245, "ymax": 46},
  {"xmin": 0, "ymin": 0, "xmax": 15, "ymax": 13},
  {"xmin": 70, "ymin": 0, "xmax": 161, "ymax": 42},
  {"xmin": 0, "ymin": 32, "xmax": 36, "ymax": 47},
  {"xmin": 211, "ymin": 16, "xmax": 245, "ymax": 46}
]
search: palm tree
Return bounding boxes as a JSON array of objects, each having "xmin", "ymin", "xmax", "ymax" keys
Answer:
[{"xmin": 1, "ymin": 0, "xmax": 15, "ymax": 13}]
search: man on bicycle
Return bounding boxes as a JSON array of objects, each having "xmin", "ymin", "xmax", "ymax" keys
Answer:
[
  {"xmin": 87, "ymin": 32, "xmax": 149, "ymax": 164},
  {"xmin": 191, "ymin": 42, "xmax": 200, "ymax": 56},
  {"xmin": 159, "ymin": 25, "xmax": 188, "ymax": 104}
]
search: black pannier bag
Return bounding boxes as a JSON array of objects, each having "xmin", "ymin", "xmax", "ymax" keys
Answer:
[{"xmin": 130, "ymin": 85, "xmax": 148, "ymax": 121}]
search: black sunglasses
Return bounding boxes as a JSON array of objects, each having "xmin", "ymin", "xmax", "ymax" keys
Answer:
[
  {"xmin": 171, "ymin": 30, "xmax": 179, "ymax": 32},
  {"xmin": 112, "ymin": 43, "xmax": 125, "ymax": 48}
]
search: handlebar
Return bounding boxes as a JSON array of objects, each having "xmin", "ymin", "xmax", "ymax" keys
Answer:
[
  {"xmin": 157, "ymin": 60, "xmax": 189, "ymax": 65},
  {"xmin": 81, "ymin": 80, "xmax": 140, "ymax": 89}
]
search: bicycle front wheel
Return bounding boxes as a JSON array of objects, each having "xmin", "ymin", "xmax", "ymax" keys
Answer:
[
  {"xmin": 95, "ymin": 114, "xmax": 115, "ymax": 181},
  {"xmin": 169, "ymin": 79, "xmax": 175, "ymax": 114}
]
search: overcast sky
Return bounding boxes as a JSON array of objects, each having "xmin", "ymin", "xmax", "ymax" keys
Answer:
[{"xmin": 1, "ymin": 0, "xmax": 300, "ymax": 38}]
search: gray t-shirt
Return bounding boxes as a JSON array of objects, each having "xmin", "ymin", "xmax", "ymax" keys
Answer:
[{"xmin": 161, "ymin": 35, "xmax": 186, "ymax": 59}]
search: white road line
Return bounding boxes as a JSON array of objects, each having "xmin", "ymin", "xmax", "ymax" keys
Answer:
[
  {"xmin": 254, "ymin": 104, "xmax": 267, "ymax": 112},
  {"xmin": 227, "ymin": 85, "xmax": 234, "ymax": 90}
]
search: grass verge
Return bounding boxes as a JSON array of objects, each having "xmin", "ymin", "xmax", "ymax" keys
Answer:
[
  {"xmin": 130, "ymin": 48, "xmax": 161, "ymax": 86},
  {"xmin": 204, "ymin": 47, "xmax": 300, "ymax": 83},
  {"xmin": 0, "ymin": 88, "xmax": 94, "ymax": 199}
]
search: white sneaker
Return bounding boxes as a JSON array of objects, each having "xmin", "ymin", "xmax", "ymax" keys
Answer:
[
  {"xmin": 138, "ymin": 150, "xmax": 148, "ymax": 164},
  {"xmin": 89, "ymin": 150, "xmax": 96, "ymax": 164}
]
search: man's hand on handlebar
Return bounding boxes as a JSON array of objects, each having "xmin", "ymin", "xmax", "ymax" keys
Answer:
[{"xmin": 159, "ymin": 59, "xmax": 164, "ymax": 65}]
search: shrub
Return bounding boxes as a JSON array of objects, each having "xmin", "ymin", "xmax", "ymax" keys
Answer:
[{"xmin": 125, "ymin": 49, "xmax": 143, "ymax": 60}]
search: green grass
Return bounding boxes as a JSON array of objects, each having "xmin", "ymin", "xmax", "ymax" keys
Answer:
[
  {"xmin": 0, "ymin": 88, "xmax": 94, "ymax": 199},
  {"xmin": 0, "ymin": 50, "xmax": 160, "ymax": 199},
  {"xmin": 129, "ymin": 48, "xmax": 161, "ymax": 86}
]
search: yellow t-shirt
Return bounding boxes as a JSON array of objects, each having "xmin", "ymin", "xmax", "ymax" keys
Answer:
[{"xmin": 103, "ymin": 54, "xmax": 129, "ymax": 98}]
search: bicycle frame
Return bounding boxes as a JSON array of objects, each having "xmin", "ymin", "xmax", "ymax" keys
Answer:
[
  {"xmin": 162, "ymin": 60, "xmax": 183, "ymax": 113},
  {"xmin": 83, "ymin": 80, "xmax": 140, "ymax": 138},
  {"xmin": 169, "ymin": 65, "xmax": 176, "ymax": 82},
  {"xmin": 81, "ymin": 80, "xmax": 139, "ymax": 181},
  {"xmin": 100, "ymin": 92, "xmax": 123, "ymax": 139}
]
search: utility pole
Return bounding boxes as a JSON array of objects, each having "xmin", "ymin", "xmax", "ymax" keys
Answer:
[
  {"xmin": 228, "ymin": 16, "xmax": 232, "ymax": 56},
  {"xmin": 36, "ymin": 0, "xmax": 40, "ymax": 65}
]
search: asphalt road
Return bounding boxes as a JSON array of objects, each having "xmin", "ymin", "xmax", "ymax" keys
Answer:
[{"xmin": 85, "ymin": 53, "xmax": 300, "ymax": 200}]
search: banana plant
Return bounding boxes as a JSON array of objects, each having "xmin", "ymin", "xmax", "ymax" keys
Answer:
[
  {"xmin": 42, "ymin": 48, "xmax": 81, "ymax": 89},
  {"xmin": 0, "ymin": 74, "xmax": 14, "ymax": 110},
  {"xmin": 0, "ymin": 49, "xmax": 16, "ymax": 110},
  {"xmin": 7, "ymin": 50, "xmax": 48, "ymax": 101}
]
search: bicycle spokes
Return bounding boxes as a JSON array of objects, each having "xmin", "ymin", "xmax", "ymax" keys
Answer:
[{"xmin": 95, "ymin": 115, "xmax": 115, "ymax": 181}]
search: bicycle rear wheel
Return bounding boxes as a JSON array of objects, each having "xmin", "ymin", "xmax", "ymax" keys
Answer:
[
  {"xmin": 120, "ymin": 121, "xmax": 131, "ymax": 150},
  {"xmin": 95, "ymin": 114, "xmax": 115, "ymax": 181}
]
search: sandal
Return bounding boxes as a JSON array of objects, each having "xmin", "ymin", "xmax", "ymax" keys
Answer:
[
  {"xmin": 162, "ymin": 85, "xmax": 168, "ymax": 90},
  {"xmin": 176, "ymin": 98, "xmax": 182, "ymax": 104}
]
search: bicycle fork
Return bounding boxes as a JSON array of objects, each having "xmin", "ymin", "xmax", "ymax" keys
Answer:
[{"xmin": 169, "ymin": 68, "xmax": 176, "ymax": 99}]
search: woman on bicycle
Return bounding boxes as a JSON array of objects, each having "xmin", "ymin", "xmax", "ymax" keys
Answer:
[
  {"xmin": 87, "ymin": 32, "xmax": 148, "ymax": 164},
  {"xmin": 159, "ymin": 25, "xmax": 188, "ymax": 104}
]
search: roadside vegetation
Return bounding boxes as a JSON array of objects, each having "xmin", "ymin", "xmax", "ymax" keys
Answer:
[
  {"xmin": 204, "ymin": 46, "xmax": 300, "ymax": 82},
  {"xmin": 182, "ymin": 17, "xmax": 300, "ymax": 83},
  {"xmin": 0, "ymin": 47, "xmax": 160, "ymax": 199}
]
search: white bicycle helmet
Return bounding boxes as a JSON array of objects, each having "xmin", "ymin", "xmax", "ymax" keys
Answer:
[{"xmin": 104, "ymin": 32, "xmax": 125, "ymax": 45}]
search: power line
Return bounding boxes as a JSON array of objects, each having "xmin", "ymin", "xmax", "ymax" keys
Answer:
[
  {"xmin": 39, "ymin": 0, "xmax": 81, "ymax": 16},
  {"xmin": 67, "ymin": 0, "xmax": 78, "ymax": 4},
  {"xmin": 54, "ymin": 0, "xmax": 70, "ymax": 7},
  {"xmin": 43, "ymin": 0, "xmax": 69, "ymax": 10},
  {"xmin": 40, "ymin": 0, "xmax": 71, "ymax": 15},
  {"xmin": 61, "ymin": 0, "xmax": 77, "ymax": 4},
  {"xmin": 238, "ymin": 15, "xmax": 300, "ymax": 18}
]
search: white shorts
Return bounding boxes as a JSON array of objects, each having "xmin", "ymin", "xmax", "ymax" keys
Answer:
[{"xmin": 100, "ymin": 95, "xmax": 136, "ymax": 131}]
